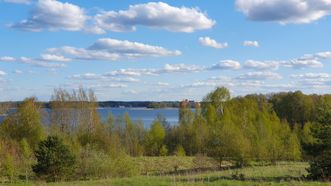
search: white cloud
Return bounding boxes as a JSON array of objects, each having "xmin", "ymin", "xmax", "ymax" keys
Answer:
[
  {"xmin": 14, "ymin": 70, "xmax": 23, "ymax": 74},
  {"xmin": 3, "ymin": 0, "xmax": 31, "ymax": 4},
  {"xmin": 291, "ymin": 73, "xmax": 331, "ymax": 87},
  {"xmin": 93, "ymin": 2, "xmax": 215, "ymax": 33},
  {"xmin": 0, "ymin": 56, "xmax": 16, "ymax": 62},
  {"xmin": 157, "ymin": 82, "xmax": 170, "ymax": 86},
  {"xmin": 282, "ymin": 58, "xmax": 323, "ymax": 68},
  {"xmin": 105, "ymin": 68, "xmax": 157, "ymax": 77},
  {"xmin": 70, "ymin": 73, "xmax": 102, "ymax": 80},
  {"xmin": 236, "ymin": 0, "xmax": 331, "ymax": 24},
  {"xmin": 236, "ymin": 71, "xmax": 282, "ymax": 80},
  {"xmin": 244, "ymin": 60, "xmax": 279, "ymax": 70},
  {"xmin": 316, "ymin": 51, "xmax": 331, "ymax": 59},
  {"xmin": 93, "ymin": 84, "xmax": 128, "ymax": 88},
  {"xmin": 0, "ymin": 56, "xmax": 66, "ymax": 68},
  {"xmin": 162, "ymin": 64, "xmax": 203, "ymax": 73},
  {"xmin": 199, "ymin": 37, "xmax": 228, "ymax": 49},
  {"xmin": 11, "ymin": 0, "xmax": 87, "ymax": 32},
  {"xmin": 70, "ymin": 72, "xmax": 141, "ymax": 83},
  {"xmin": 40, "ymin": 54, "xmax": 71, "ymax": 62},
  {"xmin": 291, "ymin": 73, "xmax": 331, "ymax": 79},
  {"xmin": 243, "ymin": 40, "xmax": 259, "ymax": 47},
  {"xmin": 47, "ymin": 38, "xmax": 181, "ymax": 61},
  {"xmin": 210, "ymin": 60, "xmax": 241, "ymax": 70},
  {"xmin": 0, "ymin": 71, "xmax": 6, "ymax": 76}
]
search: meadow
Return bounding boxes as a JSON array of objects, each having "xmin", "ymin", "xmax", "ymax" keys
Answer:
[{"xmin": 2, "ymin": 159, "xmax": 331, "ymax": 186}]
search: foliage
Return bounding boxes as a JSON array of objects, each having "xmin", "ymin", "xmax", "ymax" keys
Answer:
[
  {"xmin": 76, "ymin": 147, "xmax": 138, "ymax": 179},
  {"xmin": 307, "ymin": 105, "xmax": 331, "ymax": 180},
  {"xmin": 0, "ymin": 98, "xmax": 45, "ymax": 149},
  {"xmin": 175, "ymin": 144, "xmax": 186, "ymax": 157},
  {"xmin": 32, "ymin": 136, "xmax": 76, "ymax": 182},
  {"xmin": 19, "ymin": 139, "xmax": 34, "ymax": 181},
  {"xmin": 145, "ymin": 120, "xmax": 165, "ymax": 156}
]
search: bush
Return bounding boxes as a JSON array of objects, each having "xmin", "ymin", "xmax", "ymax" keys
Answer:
[
  {"xmin": 32, "ymin": 136, "xmax": 76, "ymax": 182},
  {"xmin": 159, "ymin": 145, "xmax": 168, "ymax": 156},
  {"xmin": 76, "ymin": 147, "xmax": 138, "ymax": 179},
  {"xmin": 175, "ymin": 145, "xmax": 186, "ymax": 156},
  {"xmin": 307, "ymin": 151, "xmax": 331, "ymax": 181},
  {"xmin": 307, "ymin": 108, "xmax": 331, "ymax": 181}
]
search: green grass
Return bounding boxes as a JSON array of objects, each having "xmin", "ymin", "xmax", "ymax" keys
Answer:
[
  {"xmin": 134, "ymin": 156, "xmax": 219, "ymax": 175},
  {"xmin": 2, "ymin": 161, "xmax": 331, "ymax": 186}
]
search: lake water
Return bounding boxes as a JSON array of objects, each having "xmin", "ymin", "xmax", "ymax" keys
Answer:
[
  {"xmin": 0, "ymin": 107, "xmax": 180, "ymax": 128},
  {"xmin": 97, "ymin": 107, "xmax": 179, "ymax": 127}
]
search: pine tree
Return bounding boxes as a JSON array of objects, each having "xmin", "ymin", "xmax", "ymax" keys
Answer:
[
  {"xmin": 33, "ymin": 136, "xmax": 76, "ymax": 182},
  {"xmin": 307, "ymin": 106, "xmax": 331, "ymax": 180}
]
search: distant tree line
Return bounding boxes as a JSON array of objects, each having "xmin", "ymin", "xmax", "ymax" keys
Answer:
[{"xmin": 0, "ymin": 87, "xmax": 330, "ymax": 182}]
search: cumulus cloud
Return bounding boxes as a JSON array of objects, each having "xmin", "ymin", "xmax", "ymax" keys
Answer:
[
  {"xmin": 2, "ymin": 0, "xmax": 31, "ymax": 4},
  {"xmin": 70, "ymin": 73, "xmax": 141, "ymax": 83},
  {"xmin": 14, "ymin": 70, "xmax": 23, "ymax": 74},
  {"xmin": 315, "ymin": 51, "xmax": 331, "ymax": 59},
  {"xmin": 282, "ymin": 58, "xmax": 323, "ymax": 68},
  {"xmin": 40, "ymin": 54, "xmax": 72, "ymax": 62},
  {"xmin": 243, "ymin": 40, "xmax": 259, "ymax": 47},
  {"xmin": 291, "ymin": 73, "xmax": 331, "ymax": 87},
  {"xmin": 236, "ymin": 0, "xmax": 331, "ymax": 24},
  {"xmin": 244, "ymin": 60, "xmax": 279, "ymax": 70},
  {"xmin": 9, "ymin": 1, "xmax": 215, "ymax": 34},
  {"xmin": 0, "ymin": 56, "xmax": 16, "ymax": 62},
  {"xmin": 46, "ymin": 38, "xmax": 181, "ymax": 61},
  {"xmin": 0, "ymin": 70, "xmax": 6, "ymax": 76},
  {"xmin": 291, "ymin": 73, "xmax": 331, "ymax": 79},
  {"xmin": 104, "ymin": 68, "xmax": 157, "ymax": 77},
  {"xmin": 105, "ymin": 64, "xmax": 203, "ymax": 77},
  {"xmin": 10, "ymin": 0, "xmax": 87, "ymax": 32},
  {"xmin": 0, "ymin": 56, "xmax": 66, "ymax": 68},
  {"xmin": 157, "ymin": 82, "xmax": 170, "ymax": 86},
  {"xmin": 236, "ymin": 71, "xmax": 282, "ymax": 80},
  {"xmin": 92, "ymin": 2, "xmax": 215, "ymax": 33},
  {"xmin": 199, "ymin": 37, "xmax": 228, "ymax": 49},
  {"xmin": 209, "ymin": 60, "xmax": 241, "ymax": 70},
  {"xmin": 162, "ymin": 64, "xmax": 203, "ymax": 73}
]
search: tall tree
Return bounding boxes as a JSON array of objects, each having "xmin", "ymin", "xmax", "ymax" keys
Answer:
[
  {"xmin": 1, "ymin": 98, "xmax": 44, "ymax": 149},
  {"xmin": 145, "ymin": 120, "xmax": 165, "ymax": 156},
  {"xmin": 33, "ymin": 136, "xmax": 76, "ymax": 182},
  {"xmin": 307, "ymin": 105, "xmax": 331, "ymax": 180}
]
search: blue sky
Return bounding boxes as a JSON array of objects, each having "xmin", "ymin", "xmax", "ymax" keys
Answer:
[{"xmin": 1, "ymin": 0, "xmax": 331, "ymax": 101}]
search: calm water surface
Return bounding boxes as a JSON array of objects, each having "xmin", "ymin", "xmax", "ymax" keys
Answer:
[
  {"xmin": 97, "ymin": 107, "xmax": 179, "ymax": 127},
  {"xmin": 1, "ymin": 107, "xmax": 180, "ymax": 128}
]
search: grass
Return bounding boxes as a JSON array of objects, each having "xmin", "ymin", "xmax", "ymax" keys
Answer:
[
  {"xmin": 134, "ymin": 156, "xmax": 219, "ymax": 175},
  {"xmin": 2, "ymin": 161, "xmax": 331, "ymax": 186}
]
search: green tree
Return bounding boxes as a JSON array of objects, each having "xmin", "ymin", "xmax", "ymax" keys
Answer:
[
  {"xmin": 33, "ymin": 136, "xmax": 76, "ymax": 182},
  {"xmin": 175, "ymin": 144, "xmax": 186, "ymax": 156},
  {"xmin": 1, "ymin": 98, "xmax": 45, "ymax": 149},
  {"xmin": 145, "ymin": 120, "xmax": 165, "ymax": 156},
  {"xmin": 3, "ymin": 153, "xmax": 15, "ymax": 183},
  {"xmin": 159, "ymin": 145, "xmax": 168, "ymax": 156},
  {"xmin": 20, "ymin": 138, "xmax": 34, "ymax": 181},
  {"xmin": 307, "ymin": 106, "xmax": 331, "ymax": 180},
  {"xmin": 203, "ymin": 87, "xmax": 230, "ymax": 116}
]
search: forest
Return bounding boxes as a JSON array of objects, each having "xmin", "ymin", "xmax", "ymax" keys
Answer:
[{"xmin": 0, "ymin": 87, "xmax": 330, "ymax": 184}]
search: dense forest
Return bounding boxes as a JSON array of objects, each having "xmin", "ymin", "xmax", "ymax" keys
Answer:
[{"xmin": 0, "ymin": 87, "xmax": 330, "ymax": 182}]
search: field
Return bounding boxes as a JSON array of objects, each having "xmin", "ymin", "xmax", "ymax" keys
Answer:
[{"xmin": 2, "ymin": 159, "xmax": 331, "ymax": 186}]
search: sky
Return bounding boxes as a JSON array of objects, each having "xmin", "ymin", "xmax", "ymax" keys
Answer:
[{"xmin": 1, "ymin": 0, "xmax": 331, "ymax": 101}]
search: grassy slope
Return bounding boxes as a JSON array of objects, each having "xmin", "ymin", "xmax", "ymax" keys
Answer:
[{"xmin": 3, "ymin": 162, "xmax": 331, "ymax": 186}]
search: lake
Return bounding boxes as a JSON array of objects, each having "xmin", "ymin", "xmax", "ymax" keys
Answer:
[
  {"xmin": 97, "ymin": 107, "xmax": 179, "ymax": 127},
  {"xmin": 0, "ymin": 107, "xmax": 180, "ymax": 128}
]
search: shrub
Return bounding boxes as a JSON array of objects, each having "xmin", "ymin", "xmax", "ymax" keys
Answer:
[
  {"xmin": 32, "ymin": 136, "xmax": 76, "ymax": 182},
  {"xmin": 76, "ymin": 147, "xmax": 138, "ymax": 179},
  {"xmin": 175, "ymin": 144, "xmax": 186, "ymax": 156},
  {"xmin": 159, "ymin": 145, "xmax": 168, "ymax": 156}
]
